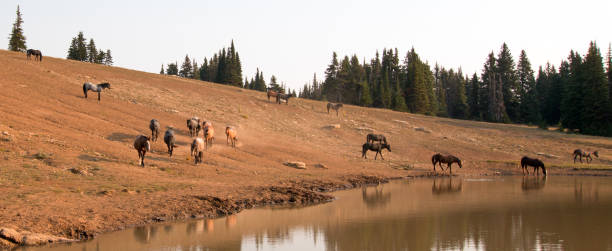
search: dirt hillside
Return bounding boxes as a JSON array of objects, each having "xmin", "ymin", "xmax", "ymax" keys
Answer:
[{"xmin": 0, "ymin": 49, "xmax": 611, "ymax": 248}]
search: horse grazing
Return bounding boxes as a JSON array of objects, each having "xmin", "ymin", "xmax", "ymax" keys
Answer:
[
  {"xmin": 362, "ymin": 142, "xmax": 391, "ymax": 160},
  {"xmin": 276, "ymin": 93, "xmax": 293, "ymax": 105},
  {"xmin": 366, "ymin": 133, "xmax": 388, "ymax": 145},
  {"xmin": 520, "ymin": 156, "xmax": 547, "ymax": 176},
  {"xmin": 573, "ymin": 149, "xmax": 599, "ymax": 163},
  {"xmin": 83, "ymin": 82, "xmax": 111, "ymax": 102},
  {"xmin": 149, "ymin": 119, "xmax": 160, "ymax": 142},
  {"xmin": 267, "ymin": 90, "xmax": 278, "ymax": 102},
  {"xmin": 204, "ymin": 123, "xmax": 215, "ymax": 149},
  {"xmin": 327, "ymin": 103, "xmax": 343, "ymax": 116},
  {"xmin": 26, "ymin": 49, "xmax": 42, "ymax": 61},
  {"xmin": 191, "ymin": 138, "xmax": 205, "ymax": 164},
  {"xmin": 431, "ymin": 153, "xmax": 462, "ymax": 174},
  {"xmin": 225, "ymin": 126, "xmax": 238, "ymax": 148},
  {"xmin": 163, "ymin": 128, "xmax": 177, "ymax": 157},
  {"xmin": 186, "ymin": 117, "xmax": 201, "ymax": 137},
  {"xmin": 133, "ymin": 135, "xmax": 151, "ymax": 167}
]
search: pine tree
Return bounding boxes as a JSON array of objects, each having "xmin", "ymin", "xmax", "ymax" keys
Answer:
[
  {"xmin": 468, "ymin": 73, "xmax": 481, "ymax": 119},
  {"xmin": 75, "ymin": 32, "xmax": 88, "ymax": 61},
  {"xmin": 96, "ymin": 49, "xmax": 105, "ymax": 64},
  {"xmin": 160, "ymin": 65, "xmax": 165, "ymax": 74},
  {"xmin": 561, "ymin": 51, "xmax": 584, "ymax": 130},
  {"xmin": 104, "ymin": 49, "xmax": 113, "ymax": 65},
  {"xmin": 8, "ymin": 5, "xmax": 27, "ymax": 52},
  {"xmin": 580, "ymin": 42, "xmax": 611, "ymax": 135},
  {"xmin": 87, "ymin": 39, "xmax": 97, "ymax": 63},
  {"xmin": 166, "ymin": 62, "xmax": 178, "ymax": 75},
  {"xmin": 268, "ymin": 75, "xmax": 283, "ymax": 92},
  {"xmin": 497, "ymin": 43, "xmax": 519, "ymax": 122},
  {"xmin": 179, "ymin": 55, "xmax": 193, "ymax": 78},
  {"xmin": 67, "ymin": 38, "xmax": 78, "ymax": 60},
  {"xmin": 192, "ymin": 59, "xmax": 200, "ymax": 79},
  {"xmin": 322, "ymin": 52, "xmax": 340, "ymax": 102},
  {"xmin": 517, "ymin": 50, "xmax": 540, "ymax": 124},
  {"xmin": 200, "ymin": 58, "xmax": 209, "ymax": 81},
  {"xmin": 404, "ymin": 48, "xmax": 430, "ymax": 114}
]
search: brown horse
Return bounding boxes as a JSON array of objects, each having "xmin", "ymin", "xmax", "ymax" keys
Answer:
[
  {"xmin": 276, "ymin": 93, "xmax": 293, "ymax": 105},
  {"xmin": 225, "ymin": 126, "xmax": 238, "ymax": 148},
  {"xmin": 327, "ymin": 103, "xmax": 343, "ymax": 116},
  {"xmin": 573, "ymin": 149, "xmax": 598, "ymax": 163},
  {"xmin": 431, "ymin": 153, "xmax": 462, "ymax": 174},
  {"xmin": 267, "ymin": 90, "xmax": 278, "ymax": 102},
  {"xmin": 520, "ymin": 156, "xmax": 546, "ymax": 176},
  {"xmin": 133, "ymin": 135, "xmax": 151, "ymax": 167}
]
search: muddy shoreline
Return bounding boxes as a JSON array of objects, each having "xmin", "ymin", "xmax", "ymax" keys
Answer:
[
  {"xmin": 0, "ymin": 174, "xmax": 392, "ymax": 250},
  {"xmin": 4, "ymin": 169, "xmax": 612, "ymax": 250}
]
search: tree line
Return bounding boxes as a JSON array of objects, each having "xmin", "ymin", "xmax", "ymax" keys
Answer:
[
  {"xmin": 299, "ymin": 42, "xmax": 612, "ymax": 136},
  {"xmin": 161, "ymin": 41, "xmax": 297, "ymax": 95},
  {"xmin": 67, "ymin": 31, "xmax": 113, "ymax": 65}
]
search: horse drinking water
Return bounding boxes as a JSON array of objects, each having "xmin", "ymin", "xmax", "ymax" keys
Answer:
[
  {"xmin": 520, "ymin": 156, "xmax": 547, "ymax": 176},
  {"xmin": 82, "ymin": 82, "xmax": 111, "ymax": 102}
]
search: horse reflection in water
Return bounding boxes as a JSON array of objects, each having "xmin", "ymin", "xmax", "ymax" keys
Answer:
[
  {"xmin": 575, "ymin": 180, "xmax": 600, "ymax": 203},
  {"xmin": 362, "ymin": 186, "xmax": 391, "ymax": 209},
  {"xmin": 432, "ymin": 178, "xmax": 462, "ymax": 195},
  {"xmin": 133, "ymin": 225, "xmax": 158, "ymax": 243},
  {"xmin": 522, "ymin": 176, "xmax": 546, "ymax": 192}
]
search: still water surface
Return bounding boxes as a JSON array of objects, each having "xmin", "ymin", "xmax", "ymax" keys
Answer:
[{"xmin": 24, "ymin": 176, "xmax": 612, "ymax": 251}]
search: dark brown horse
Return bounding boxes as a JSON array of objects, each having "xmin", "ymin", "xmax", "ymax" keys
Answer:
[
  {"xmin": 267, "ymin": 90, "xmax": 278, "ymax": 102},
  {"xmin": 133, "ymin": 135, "xmax": 151, "ymax": 167},
  {"xmin": 362, "ymin": 142, "xmax": 391, "ymax": 160},
  {"xmin": 573, "ymin": 149, "xmax": 598, "ymax": 163},
  {"xmin": 431, "ymin": 153, "xmax": 462, "ymax": 174},
  {"xmin": 366, "ymin": 133, "xmax": 388, "ymax": 145},
  {"xmin": 520, "ymin": 156, "xmax": 546, "ymax": 176},
  {"xmin": 26, "ymin": 49, "xmax": 42, "ymax": 61}
]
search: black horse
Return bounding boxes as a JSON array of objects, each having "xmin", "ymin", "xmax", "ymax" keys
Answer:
[
  {"xmin": 362, "ymin": 142, "xmax": 391, "ymax": 160},
  {"xmin": 83, "ymin": 82, "xmax": 111, "ymax": 102},
  {"xmin": 366, "ymin": 133, "xmax": 388, "ymax": 145},
  {"xmin": 26, "ymin": 49, "xmax": 43, "ymax": 61},
  {"xmin": 520, "ymin": 156, "xmax": 547, "ymax": 176}
]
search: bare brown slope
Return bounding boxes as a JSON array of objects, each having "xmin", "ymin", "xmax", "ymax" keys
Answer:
[{"xmin": 0, "ymin": 50, "xmax": 611, "ymax": 246}]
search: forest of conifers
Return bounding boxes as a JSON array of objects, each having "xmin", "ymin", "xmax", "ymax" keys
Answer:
[{"xmin": 164, "ymin": 41, "xmax": 612, "ymax": 137}]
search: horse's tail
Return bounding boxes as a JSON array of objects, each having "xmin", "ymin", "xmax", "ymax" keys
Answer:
[
  {"xmin": 39, "ymin": 53, "xmax": 43, "ymax": 61},
  {"xmin": 83, "ymin": 84, "xmax": 87, "ymax": 97}
]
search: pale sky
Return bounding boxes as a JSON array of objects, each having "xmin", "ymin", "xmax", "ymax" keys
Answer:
[{"xmin": 2, "ymin": 0, "xmax": 611, "ymax": 90}]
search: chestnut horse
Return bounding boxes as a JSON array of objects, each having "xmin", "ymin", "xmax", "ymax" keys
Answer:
[
  {"xmin": 520, "ymin": 156, "xmax": 546, "ymax": 176},
  {"xmin": 431, "ymin": 153, "xmax": 462, "ymax": 174}
]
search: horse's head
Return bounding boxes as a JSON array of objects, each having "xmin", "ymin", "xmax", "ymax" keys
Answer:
[
  {"xmin": 384, "ymin": 144, "xmax": 391, "ymax": 152},
  {"xmin": 457, "ymin": 159, "xmax": 463, "ymax": 168},
  {"xmin": 100, "ymin": 83, "xmax": 111, "ymax": 89},
  {"xmin": 593, "ymin": 151, "xmax": 599, "ymax": 158}
]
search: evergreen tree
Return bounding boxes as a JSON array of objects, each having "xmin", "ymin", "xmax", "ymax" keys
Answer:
[
  {"xmin": 87, "ymin": 39, "xmax": 97, "ymax": 63},
  {"xmin": 200, "ymin": 58, "xmax": 209, "ymax": 81},
  {"xmin": 96, "ymin": 49, "xmax": 105, "ymax": 64},
  {"xmin": 468, "ymin": 73, "xmax": 481, "ymax": 119},
  {"xmin": 580, "ymin": 42, "xmax": 611, "ymax": 135},
  {"xmin": 543, "ymin": 64, "xmax": 562, "ymax": 125},
  {"xmin": 482, "ymin": 52, "xmax": 507, "ymax": 122},
  {"xmin": 179, "ymin": 55, "xmax": 193, "ymax": 78},
  {"xmin": 67, "ymin": 38, "xmax": 78, "ymax": 60},
  {"xmin": 561, "ymin": 51, "xmax": 584, "ymax": 130},
  {"xmin": 166, "ymin": 62, "xmax": 178, "ymax": 75},
  {"xmin": 8, "ymin": 5, "xmax": 26, "ymax": 52},
  {"xmin": 404, "ymin": 48, "xmax": 431, "ymax": 114},
  {"xmin": 322, "ymin": 52, "xmax": 340, "ymax": 101},
  {"xmin": 160, "ymin": 65, "xmax": 165, "ymax": 74},
  {"xmin": 268, "ymin": 75, "xmax": 283, "ymax": 92},
  {"xmin": 517, "ymin": 50, "xmax": 540, "ymax": 124},
  {"xmin": 104, "ymin": 49, "xmax": 113, "ymax": 65},
  {"xmin": 75, "ymin": 32, "xmax": 88, "ymax": 61},
  {"xmin": 496, "ymin": 43, "xmax": 520, "ymax": 122},
  {"xmin": 192, "ymin": 59, "xmax": 200, "ymax": 80}
]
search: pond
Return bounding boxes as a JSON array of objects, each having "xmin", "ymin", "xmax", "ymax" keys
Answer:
[{"xmin": 24, "ymin": 176, "xmax": 612, "ymax": 250}]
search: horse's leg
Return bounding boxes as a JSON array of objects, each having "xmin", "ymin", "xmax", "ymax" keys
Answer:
[
  {"xmin": 141, "ymin": 151, "xmax": 146, "ymax": 167},
  {"xmin": 98, "ymin": 92, "xmax": 101, "ymax": 102},
  {"xmin": 574, "ymin": 154, "xmax": 577, "ymax": 163},
  {"xmin": 374, "ymin": 151, "xmax": 378, "ymax": 160},
  {"xmin": 380, "ymin": 151, "xmax": 384, "ymax": 160},
  {"xmin": 448, "ymin": 163, "xmax": 452, "ymax": 174}
]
